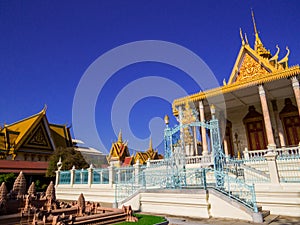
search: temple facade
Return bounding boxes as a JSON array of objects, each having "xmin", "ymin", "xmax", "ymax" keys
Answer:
[{"xmin": 172, "ymin": 12, "xmax": 300, "ymax": 157}]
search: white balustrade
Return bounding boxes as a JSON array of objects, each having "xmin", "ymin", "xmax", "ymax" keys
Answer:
[{"xmin": 244, "ymin": 145, "xmax": 300, "ymax": 159}]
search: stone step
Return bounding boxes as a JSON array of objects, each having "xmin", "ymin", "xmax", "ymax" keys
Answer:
[
  {"xmin": 261, "ymin": 210, "xmax": 270, "ymax": 218},
  {"xmin": 263, "ymin": 214, "xmax": 279, "ymax": 224}
]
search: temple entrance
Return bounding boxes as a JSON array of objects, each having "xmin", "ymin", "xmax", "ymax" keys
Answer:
[
  {"xmin": 164, "ymin": 111, "xmax": 224, "ymax": 188},
  {"xmin": 243, "ymin": 106, "xmax": 267, "ymax": 150},
  {"xmin": 280, "ymin": 98, "xmax": 300, "ymax": 146}
]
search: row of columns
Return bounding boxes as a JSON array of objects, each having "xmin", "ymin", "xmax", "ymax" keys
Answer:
[
  {"xmin": 259, "ymin": 76, "xmax": 300, "ymax": 149},
  {"xmin": 178, "ymin": 76, "xmax": 300, "ymax": 156}
]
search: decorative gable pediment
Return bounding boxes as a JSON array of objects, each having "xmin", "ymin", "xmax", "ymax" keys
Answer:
[
  {"xmin": 22, "ymin": 123, "xmax": 53, "ymax": 150},
  {"xmin": 227, "ymin": 45, "xmax": 275, "ymax": 85},
  {"xmin": 235, "ymin": 53, "xmax": 269, "ymax": 83}
]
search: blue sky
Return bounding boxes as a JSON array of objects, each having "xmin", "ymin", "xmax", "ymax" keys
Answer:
[{"xmin": 1, "ymin": 1, "xmax": 300, "ymax": 155}]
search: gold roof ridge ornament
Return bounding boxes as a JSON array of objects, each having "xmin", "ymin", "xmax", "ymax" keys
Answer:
[
  {"xmin": 269, "ymin": 45, "xmax": 280, "ymax": 62},
  {"xmin": 149, "ymin": 137, "xmax": 153, "ymax": 150},
  {"xmin": 118, "ymin": 129, "xmax": 122, "ymax": 143},
  {"xmin": 251, "ymin": 10, "xmax": 271, "ymax": 59},
  {"xmin": 244, "ymin": 32, "xmax": 249, "ymax": 45},
  {"xmin": 278, "ymin": 46, "xmax": 290, "ymax": 69},
  {"xmin": 240, "ymin": 28, "xmax": 245, "ymax": 46}
]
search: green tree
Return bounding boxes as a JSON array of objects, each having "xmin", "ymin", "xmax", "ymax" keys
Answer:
[
  {"xmin": 46, "ymin": 147, "xmax": 89, "ymax": 177},
  {"xmin": 0, "ymin": 173, "xmax": 16, "ymax": 191}
]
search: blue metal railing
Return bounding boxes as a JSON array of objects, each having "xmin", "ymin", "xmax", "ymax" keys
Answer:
[
  {"xmin": 114, "ymin": 167, "xmax": 135, "ymax": 184},
  {"xmin": 114, "ymin": 166, "xmax": 258, "ymax": 212},
  {"xmin": 277, "ymin": 154, "xmax": 300, "ymax": 183},
  {"xmin": 59, "ymin": 171, "xmax": 71, "ymax": 184},
  {"xmin": 74, "ymin": 169, "xmax": 88, "ymax": 184},
  {"xmin": 93, "ymin": 168, "xmax": 109, "ymax": 184}
]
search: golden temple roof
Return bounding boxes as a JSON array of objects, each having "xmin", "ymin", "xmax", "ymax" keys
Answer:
[
  {"xmin": 106, "ymin": 130, "xmax": 130, "ymax": 163},
  {"xmin": 172, "ymin": 12, "xmax": 300, "ymax": 115},
  {"xmin": 134, "ymin": 138, "xmax": 160, "ymax": 164},
  {"xmin": 0, "ymin": 106, "xmax": 73, "ymax": 159},
  {"xmin": 0, "ymin": 107, "xmax": 47, "ymax": 150}
]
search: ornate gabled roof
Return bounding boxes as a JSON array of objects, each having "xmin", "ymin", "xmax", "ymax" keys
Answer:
[
  {"xmin": 3, "ymin": 108, "xmax": 46, "ymax": 150},
  {"xmin": 134, "ymin": 138, "xmax": 159, "ymax": 164},
  {"xmin": 172, "ymin": 12, "xmax": 300, "ymax": 115},
  {"xmin": 107, "ymin": 130, "xmax": 130, "ymax": 163},
  {"xmin": 0, "ymin": 107, "xmax": 75, "ymax": 159},
  {"xmin": 49, "ymin": 124, "xmax": 73, "ymax": 148},
  {"xmin": 227, "ymin": 44, "xmax": 275, "ymax": 85}
]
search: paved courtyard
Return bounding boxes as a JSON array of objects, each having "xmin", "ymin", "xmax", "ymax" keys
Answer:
[{"xmin": 166, "ymin": 215, "xmax": 300, "ymax": 225}]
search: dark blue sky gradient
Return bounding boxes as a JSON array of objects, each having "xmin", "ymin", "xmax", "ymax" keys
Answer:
[{"xmin": 1, "ymin": 1, "xmax": 300, "ymax": 154}]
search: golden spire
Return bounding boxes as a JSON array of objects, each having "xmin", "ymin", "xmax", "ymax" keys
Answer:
[
  {"xmin": 149, "ymin": 137, "xmax": 153, "ymax": 150},
  {"xmin": 118, "ymin": 130, "xmax": 122, "ymax": 143},
  {"xmin": 164, "ymin": 114, "xmax": 169, "ymax": 125},
  {"xmin": 251, "ymin": 10, "xmax": 271, "ymax": 59},
  {"xmin": 251, "ymin": 10, "xmax": 258, "ymax": 35}
]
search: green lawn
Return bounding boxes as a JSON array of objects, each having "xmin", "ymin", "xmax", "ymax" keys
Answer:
[{"xmin": 115, "ymin": 213, "xmax": 167, "ymax": 225}]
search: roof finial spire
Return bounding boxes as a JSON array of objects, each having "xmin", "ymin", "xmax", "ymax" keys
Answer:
[
  {"xmin": 250, "ymin": 9, "xmax": 271, "ymax": 59},
  {"xmin": 118, "ymin": 130, "xmax": 122, "ymax": 143},
  {"xmin": 244, "ymin": 33, "xmax": 249, "ymax": 45},
  {"xmin": 149, "ymin": 137, "xmax": 153, "ymax": 149},
  {"xmin": 251, "ymin": 9, "xmax": 258, "ymax": 35},
  {"xmin": 239, "ymin": 28, "xmax": 245, "ymax": 45}
]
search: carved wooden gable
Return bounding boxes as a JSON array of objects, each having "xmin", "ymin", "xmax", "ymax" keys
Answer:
[
  {"xmin": 235, "ymin": 53, "xmax": 269, "ymax": 83},
  {"xmin": 22, "ymin": 122, "xmax": 53, "ymax": 150}
]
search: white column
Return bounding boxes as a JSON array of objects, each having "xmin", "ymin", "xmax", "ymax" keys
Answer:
[
  {"xmin": 88, "ymin": 164, "xmax": 93, "ymax": 187},
  {"xmin": 70, "ymin": 166, "xmax": 75, "ymax": 187},
  {"xmin": 291, "ymin": 76, "xmax": 300, "ymax": 116},
  {"xmin": 199, "ymin": 101, "xmax": 208, "ymax": 155},
  {"xmin": 258, "ymin": 85, "xmax": 276, "ymax": 150},
  {"xmin": 55, "ymin": 170, "xmax": 60, "ymax": 186},
  {"xmin": 109, "ymin": 163, "xmax": 115, "ymax": 187},
  {"xmin": 134, "ymin": 160, "xmax": 141, "ymax": 185}
]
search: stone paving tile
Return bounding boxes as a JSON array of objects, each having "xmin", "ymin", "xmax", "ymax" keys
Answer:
[
  {"xmin": 166, "ymin": 216, "xmax": 300, "ymax": 225},
  {"xmin": 267, "ymin": 216, "xmax": 300, "ymax": 225}
]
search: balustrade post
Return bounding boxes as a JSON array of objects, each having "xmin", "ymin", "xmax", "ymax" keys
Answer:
[
  {"xmin": 264, "ymin": 152, "xmax": 280, "ymax": 183},
  {"xmin": 70, "ymin": 166, "xmax": 75, "ymax": 187},
  {"xmin": 100, "ymin": 170, "xmax": 103, "ymax": 183},
  {"xmin": 134, "ymin": 160, "xmax": 141, "ymax": 185},
  {"xmin": 118, "ymin": 169, "xmax": 121, "ymax": 184},
  {"xmin": 146, "ymin": 158, "xmax": 151, "ymax": 167},
  {"xmin": 109, "ymin": 163, "xmax": 115, "ymax": 187},
  {"xmin": 55, "ymin": 170, "xmax": 60, "ymax": 187},
  {"xmin": 88, "ymin": 164, "xmax": 93, "ymax": 186},
  {"xmin": 243, "ymin": 147, "xmax": 249, "ymax": 160}
]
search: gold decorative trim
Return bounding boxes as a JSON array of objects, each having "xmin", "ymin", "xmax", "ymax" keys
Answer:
[{"xmin": 173, "ymin": 65, "xmax": 300, "ymax": 114}]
